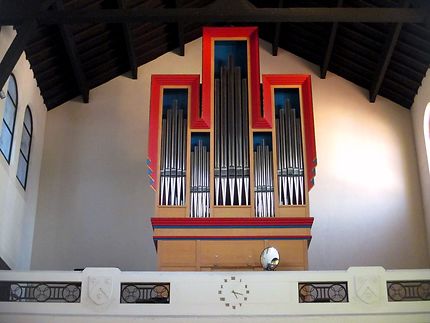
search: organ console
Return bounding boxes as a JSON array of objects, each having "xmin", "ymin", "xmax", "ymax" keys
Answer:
[{"xmin": 148, "ymin": 27, "xmax": 317, "ymax": 271}]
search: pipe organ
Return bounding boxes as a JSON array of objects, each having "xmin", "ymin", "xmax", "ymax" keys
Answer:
[{"xmin": 148, "ymin": 27, "xmax": 317, "ymax": 271}]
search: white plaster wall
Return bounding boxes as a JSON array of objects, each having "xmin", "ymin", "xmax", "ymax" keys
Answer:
[
  {"xmin": 0, "ymin": 27, "xmax": 47, "ymax": 269},
  {"xmin": 32, "ymin": 37, "xmax": 429, "ymax": 270},
  {"xmin": 411, "ymin": 69, "xmax": 430, "ymax": 256}
]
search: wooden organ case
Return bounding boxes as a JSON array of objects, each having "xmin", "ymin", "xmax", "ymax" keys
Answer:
[{"xmin": 147, "ymin": 27, "xmax": 317, "ymax": 271}]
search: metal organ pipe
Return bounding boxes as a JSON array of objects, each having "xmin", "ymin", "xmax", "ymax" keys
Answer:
[
  {"xmin": 159, "ymin": 100, "xmax": 187, "ymax": 206},
  {"xmin": 276, "ymin": 99, "xmax": 305, "ymax": 206},
  {"xmin": 214, "ymin": 56, "xmax": 250, "ymax": 206},
  {"xmin": 190, "ymin": 140, "xmax": 210, "ymax": 217},
  {"xmin": 254, "ymin": 140, "xmax": 274, "ymax": 217},
  {"xmin": 158, "ymin": 63, "xmax": 306, "ymax": 219}
]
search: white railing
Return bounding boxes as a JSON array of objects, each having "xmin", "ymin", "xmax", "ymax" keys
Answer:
[{"xmin": 0, "ymin": 266, "xmax": 429, "ymax": 322}]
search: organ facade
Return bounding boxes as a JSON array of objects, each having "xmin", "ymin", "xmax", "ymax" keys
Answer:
[{"xmin": 147, "ymin": 27, "xmax": 317, "ymax": 271}]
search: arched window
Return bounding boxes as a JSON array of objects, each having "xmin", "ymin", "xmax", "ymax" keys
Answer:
[
  {"xmin": 17, "ymin": 106, "xmax": 33, "ymax": 189},
  {"xmin": 0, "ymin": 74, "xmax": 18, "ymax": 163},
  {"xmin": 424, "ymin": 102, "xmax": 430, "ymax": 172}
]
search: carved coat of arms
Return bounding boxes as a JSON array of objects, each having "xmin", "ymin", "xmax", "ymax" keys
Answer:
[
  {"xmin": 354, "ymin": 275, "xmax": 381, "ymax": 304},
  {"xmin": 88, "ymin": 276, "xmax": 113, "ymax": 306}
]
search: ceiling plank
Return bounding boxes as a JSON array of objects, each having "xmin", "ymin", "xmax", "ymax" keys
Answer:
[
  {"xmin": 271, "ymin": 0, "xmax": 283, "ymax": 56},
  {"xmin": 369, "ymin": 1, "xmax": 408, "ymax": 103},
  {"xmin": 56, "ymin": 0, "xmax": 89, "ymax": 103},
  {"xmin": 117, "ymin": 0, "xmax": 138, "ymax": 79},
  {"xmin": 320, "ymin": 0, "xmax": 343, "ymax": 79},
  {"xmin": 1, "ymin": 7, "xmax": 428, "ymax": 26}
]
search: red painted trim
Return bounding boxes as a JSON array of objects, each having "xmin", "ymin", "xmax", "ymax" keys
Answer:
[
  {"xmin": 262, "ymin": 74, "xmax": 317, "ymax": 190},
  {"xmin": 148, "ymin": 75, "xmax": 200, "ymax": 191},
  {"xmin": 152, "ymin": 217, "xmax": 314, "ymax": 227},
  {"xmin": 202, "ymin": 27, "xmax": 262, "ymax": 131},
  {"xmin": 153, "ymin": 235, "xmax": 312, "ymax": 240}
]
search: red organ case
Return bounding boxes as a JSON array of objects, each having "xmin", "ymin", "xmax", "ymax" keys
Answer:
[{"xmin": 147, "ymin": 27, "xmax": 317, "ymax": 271}]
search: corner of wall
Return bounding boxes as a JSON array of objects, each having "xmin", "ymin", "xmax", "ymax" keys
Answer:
[{"xmin": 411, "ymin": 69, "xmax": 430, "ymax": 258}]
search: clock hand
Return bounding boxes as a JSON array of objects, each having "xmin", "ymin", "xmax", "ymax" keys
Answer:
[{"xmin": 231, "ymin": 290, "xmax": 238, "ymax": 299}]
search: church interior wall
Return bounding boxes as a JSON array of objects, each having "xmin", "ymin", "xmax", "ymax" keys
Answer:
[{"xmin": 31, "ymin": 37, "xmax": 429, "ymax": 270}]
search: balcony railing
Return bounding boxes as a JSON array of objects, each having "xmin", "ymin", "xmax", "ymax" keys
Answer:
[{"xmin": 0, "ymin": 267, "xmax": 429, "ymax": 322}]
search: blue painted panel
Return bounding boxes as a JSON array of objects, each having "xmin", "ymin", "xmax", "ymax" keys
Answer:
[
  {"xmin": 274, "ymin": 88, "xmax": 301, "ymax": 118},
  {"xmin": 162, "ymin": 88, "xmax": 188, "ymax": 116},
  {"xmin": 253, "ymin": 132, "xmax": 273, "ymax": 150},
  {"xmin": 214, "ymin": 41, "xmax": 247, "ymax": 78},
  {"xmin": 191, "ymin": 133, "xmax": 210, "ymax": 152}
]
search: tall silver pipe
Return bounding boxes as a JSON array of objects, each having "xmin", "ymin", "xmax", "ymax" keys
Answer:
[
  {"xmin": 254, "ymin": 139, "xmax": 274, "ymax": 217},
  {"xmin": 235, "ymin": 66, "xmax": 243, "ymax": 206},
  {"xmin": 182, "ymin": 118, "xmax": 187, "ymax": 205},
  {"xmin": 275, "ymin": 97, "xmax": 305, "ymax": 206},
  {"xmin": 170, "ymin": 102, "xmax": 178, "ymax": 205},
  {"xmin": 190, "ymin": 140, "xmax": 209, "ymax": 217},
  {"xmin": 165, "ymin": 109, "xmax": 172, "ymax": 205},
  {"xmin": 213, "ymin": 58, "xmax": 249, "ymax": 207},
  {"xmin": 160, "ymin": 118, "xmax": 167, "ymax": 205},
  {"xmin": 190, "ymin": 152, "xmax": 195, "ymax": 216},
  {"xmin": 221, "ymin": 66, "xmax": 228, "ymax": 205},
  {"xmin": 227, "ymin": 57, "xmax": 235, "ymax": 205},
  {"xmin": 296, "ymin": 119, "xmax": 304, "ymax": 205},
  {"xmin": 275, "ymin": 118, "xmax": 284, "ymax": 205},
  {"xmin": 269, "ymin": 151, "xmax": 274, "ymax": 216},
  {"xmin": 159, "ymin": 100, "xmax": 187, "ymax": 206},
  {"xmin": 177, "ymin": 109, "xmax": 183, "ymax": 205},
  {"xmin": 242, "ymin": 78, "xmax": 250, "ymax": 206},
  {"xmin": 214, "ymin": 79, "xmax": 220, "ymax": 206},
  {"xmin": 203, "ymin": 145, "xmax": 209, "ymax": 217}
]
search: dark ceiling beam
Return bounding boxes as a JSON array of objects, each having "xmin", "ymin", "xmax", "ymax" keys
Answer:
[
  {"xmin": 411, "ymin": 0, "xmax": 430, "ymax": 27},
  {"xmin": 271, "ymin": 0, "xmax": 283, "ymax": 56},
  {"xmin": 0, "ymin": 20, "xmax": 37, "ymax": 92},
  {"xmin": 56, "ymin": 0, "xmax": 89, "ymax": 103},
  {"xmin": 320, "ymin": 0, "xmax": 343, "ymax": 79},
  {"xmin": 117, "ymin": 0, "xmax": 138, "ymax": 79},
  {"xmin": 0, "ymin": 0, "xmax": 57, "ymax": 91},
  {"xmin": 1, "ymin": 8, "xmax": 428, "ymax": 25},
  {"xmin": 369, "ymin": 1, "xmax": 408, "ymax": 103},
  {"xmin": 175, "ymin": 0, "xmax": 185, "ymax": 56},
  {"xmin": 0, "ymin": 0, "xmax": 42, "ymax": 91}
]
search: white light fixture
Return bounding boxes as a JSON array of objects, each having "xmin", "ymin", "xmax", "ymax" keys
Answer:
[{"xmin": 260, "ymin": 247, "xmax": 280, "ymax": 271}]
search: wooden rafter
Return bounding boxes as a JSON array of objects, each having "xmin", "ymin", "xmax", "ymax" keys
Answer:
[
  {"xmin": 320, "ymin": 0, "xmax": 343, "ymax": 79},
  {"xmin": 369, "ymin": 0, "xmax": 409, "ymax": 103},
  {"xmin": 56, "ymin": 0, "xmax": 89, "ymax": 103},
  {"xmin": 271, "ymin": 0, "xmax": 283, "ymax": 56},
  {"xmin": 0, "ymin": 21, "xmax": 36, "ymax": 91},
  {"xmin": 175, "ymin": 0, "xmax": 185, "ymax": 56},
  {"xmin": 0, "ymin": 7, "xmax": 428, "ymax": 26},
  {"xmin": 0, "ymin": 0, "xmax": 42, "ymax": 90},
  {"xmin": 117, "ymin": 0, "xmax": 138, "ymax": 79}
]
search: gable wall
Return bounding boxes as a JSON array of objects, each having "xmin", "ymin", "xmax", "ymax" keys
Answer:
[{"xmin": 31, "ymin": 37, "xmax": 429, "ymax": 270}]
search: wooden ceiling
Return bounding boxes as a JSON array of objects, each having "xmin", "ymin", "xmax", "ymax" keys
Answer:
[{"xmin": 2, "ymin": 0, "xmax": 430, "ymax": 110}]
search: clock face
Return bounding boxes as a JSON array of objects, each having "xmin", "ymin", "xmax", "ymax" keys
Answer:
[{"xmin": 218, "ymin": 276, "xmax": 250, "ymax": 310}]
